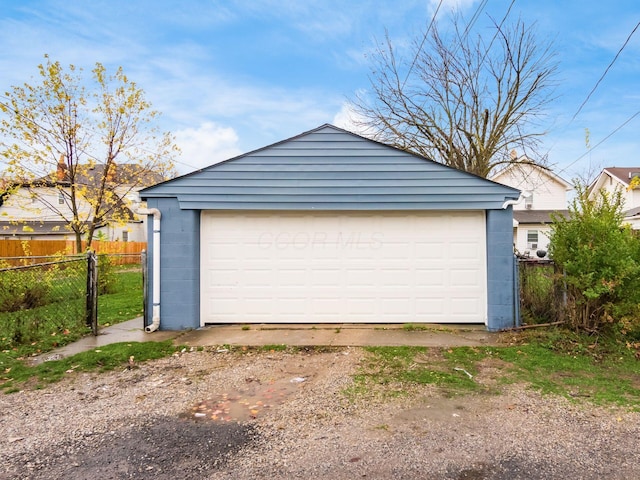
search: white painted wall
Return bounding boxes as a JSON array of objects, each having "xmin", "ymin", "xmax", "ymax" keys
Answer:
[
  {"xmin": 0, "ymin": 186, "xmax": 146, "ymax": 242},
  {"xmin": 492, "ymin": 163, "xmax": 569, "ymax": 210},
  {"xmin": 514, "ymin": 224, "xmax": 552, "ymax": 258},
  {"xmin": 0, "ymin": 187, "xmax": 93, "ymax": 221}
]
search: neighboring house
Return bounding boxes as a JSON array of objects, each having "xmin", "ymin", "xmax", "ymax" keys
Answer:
[
  {"xmin": 0, "ymin": 163, "xmax": 163, "ymax": 242},
  {"xmin": 140, "ymin": 124, "xmax": 521, "ymax": 332},
  {"xmin": 491, "ymin": 158, "xmax": 571, "ymax": 258},
  {"xmin": 588, "ymin": 167, "xmax": 640, "ymax": 230}
]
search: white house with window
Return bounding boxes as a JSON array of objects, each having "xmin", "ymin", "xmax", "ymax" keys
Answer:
[
  {"xmin": 491, "ymin": 159, "xmax": 571, "ymax": 258},
  {"xmin": 0, "ymin": 184, "xmax": 144, "ymax": 241}
]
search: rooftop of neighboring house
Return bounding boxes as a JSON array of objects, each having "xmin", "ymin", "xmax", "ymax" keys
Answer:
[
  {"xmin": 596, "ymin": 167, "xmax": 640, "ymax": 188},
  {"xmin": 513, "ymin": 209, "xmax": 570, "ymax": 224},
  {"xmin": 46, "ymin": 162, "xmax": 167, "ymax": 188},
  {"xmin": 0, "ymin": 220, "xmax": 92, "ymax": 236},
  {"xmin": 625, "ymin": 206, "xmax": 640, "ymax": 218}
]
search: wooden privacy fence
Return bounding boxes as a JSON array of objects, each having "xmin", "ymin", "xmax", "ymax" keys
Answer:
[{"xmin": 0, "ymin": 239, "xmax": 147, "ymax": 265}]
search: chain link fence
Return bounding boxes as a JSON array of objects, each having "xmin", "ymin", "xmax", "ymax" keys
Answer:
[
  {"xmin": 0, "ymin": 253, "xmax": 144, "ymax": 349},
  {"xmin": 0, "ymin": 256, "xmax": 88, "ymax": 346},
  {"xmin": 518, "ymin": 259, "xmax": 566, "ymax": 325}
]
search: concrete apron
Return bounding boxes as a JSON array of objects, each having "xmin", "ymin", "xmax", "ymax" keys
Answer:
[
  {"xmin": 31, "ymin": 318, "xmax": 500, "ymax": 364},
  {"xmin": 178, "ymin": 324, "xmax": 499, "ymax": 348}
]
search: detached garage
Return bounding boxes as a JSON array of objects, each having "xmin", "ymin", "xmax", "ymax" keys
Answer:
[{"xmin": 140, "ymin": 124, "xmax": 520, "ymax": 331}]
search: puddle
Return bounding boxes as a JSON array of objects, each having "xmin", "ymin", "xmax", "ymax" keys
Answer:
[{"xmin": 185, "ymin": 377, "xmax": 305, "ymax": 422}]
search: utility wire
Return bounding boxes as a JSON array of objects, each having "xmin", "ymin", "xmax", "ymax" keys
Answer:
[
  {"xmin": 461, "ymin": 0, "xmax": 489, "ymax": 41},
  {"xmin": 402, "ymin": 0, "xmax": 489, "ymax": 89},
  {"xmin": 570, "ymin": 20, "xmax": 640, "ymax": 122},
  {"xmin": 557, "ymin": 109, "xmax": 640, "ymax": 176},
  {"xmin": 402, "ymin": 0, "xmax": 444, "ymax": 88}
]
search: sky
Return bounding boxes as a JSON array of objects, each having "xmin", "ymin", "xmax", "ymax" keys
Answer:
[{"xmin": 0, "ymin": 0, "xmax": 639, "ymax": 182}]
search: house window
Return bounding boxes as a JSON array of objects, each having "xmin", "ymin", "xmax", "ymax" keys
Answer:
[
  {"xmin": 122, "ymin": 231, "xmax": 129, "ymax": 242},
  {"xmin": 527, "ymin": 230, "xmax": 538, "ymax": 250},
  {"xmin": 58, "ymin": 191, "xmax": 64, "ymax": 205}
]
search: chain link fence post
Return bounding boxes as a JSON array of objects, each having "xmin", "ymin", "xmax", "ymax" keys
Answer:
[{"xmin": 86, "ymin": 251, "xmax": 98, "ymax": 335}]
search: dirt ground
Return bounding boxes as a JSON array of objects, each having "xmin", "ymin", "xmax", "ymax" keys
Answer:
[{"xmin": 1, "ymin": 347, "xmax": 639, "ymax": 479}]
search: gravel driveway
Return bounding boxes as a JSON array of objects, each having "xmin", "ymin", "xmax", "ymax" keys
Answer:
[{"xmin": 1, "ymin": 347, "xmax": 639, "ymax": 479}]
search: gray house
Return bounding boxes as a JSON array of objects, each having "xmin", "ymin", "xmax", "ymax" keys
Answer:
[{"xmin": 140, "ymin": 124, "xmax": 521, "ymax": 332}]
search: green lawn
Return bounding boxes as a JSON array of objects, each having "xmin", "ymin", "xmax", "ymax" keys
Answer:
[
  {"xmin": 347, "ymin": 330, "xmax": 640, "ymax": 409},
  {"xmin": 97, "ymin": 271, "xmax": 144, "ymax": 326}
]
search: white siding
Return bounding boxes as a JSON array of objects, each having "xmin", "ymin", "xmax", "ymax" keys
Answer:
[
  {"xmin": 492, "ymin": 164, "xmax": 569, "ymax": 210},
  {"xmin": 515, "ymin": 224, "xmax": 551, "ymax": 258}
]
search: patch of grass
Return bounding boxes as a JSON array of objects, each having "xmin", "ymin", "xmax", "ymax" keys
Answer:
[
  {"xmin": 346, "ymin": 331, "xmax": 640, "ymax": 408},
  {"xmin": 403, "ymin": 323, "xmax": 428, "ymax": 331},
  {"xmin": 241, "ymin": 325, "xmax": 251, "ymax": 331},
  {"xmin": 259, "ymin": 344, "xmax": 288, "ymax": 352},
  {"xmin": 491, "ymin": 330, "xmax": 640, "ymax": 407},
  {"xmin": 98, "ymin": 271, "xmax": 143, "ymax": 326},
  {"xmin": 346, "ymin": 346, "xmax": 481, "ymax": 399},
  {"xmin": 0, "ymin": 340, "xmax": 183, "ymax": 393}
]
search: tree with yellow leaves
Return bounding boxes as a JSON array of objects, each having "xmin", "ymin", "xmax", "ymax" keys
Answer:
[{"xmin": 0, "ymin": 56, "xmax": 178, "ymax": 252}]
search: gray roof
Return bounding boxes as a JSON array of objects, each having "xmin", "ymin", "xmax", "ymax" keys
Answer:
[
  {"xmin": 0, "ymin": 220, "xmax": 83, "ymax": 236},
  {"xmin": 142, "ymin": 124, "xmax": 520, "ymax": 210},
  {"xmin": 513, "ymin": 209, "xmax": 569, "ymax": 224},
  {"xmin": 625, "ymin": 206, "xmax": 640, "ymax": 218},
  {"xmin": 601, "ymin": 167, "xmax": 640, "ymax": 187}
]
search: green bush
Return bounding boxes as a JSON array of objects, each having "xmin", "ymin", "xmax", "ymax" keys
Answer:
[
  {"xmin": 98, "ymin": 254, "xmax": 117, "ymax": 294},
  {"xmin": 0, "ymin": 268, "xmax": 51, "ymax": 313},
  {"xmin": 550, "ymin": 185, "xmax": 640, "ymax": 332},
  {"xmin": 519, "ymin": 263, "xmax": 558, "ymax": 324}
]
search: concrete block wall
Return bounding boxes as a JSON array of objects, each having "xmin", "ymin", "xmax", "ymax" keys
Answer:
[
  {"xmin": 486, "ymin": 207, "xmax": 519, "ymax": 331},
  {"xmin": 145, "ymin": 197, "xmax": 200, "ymax": 330}
]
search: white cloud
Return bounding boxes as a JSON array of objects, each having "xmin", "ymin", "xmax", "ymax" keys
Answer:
[
  {"xmin": 174, "ymin": 123, "xmax": 243, "ymax": 174},
  {"xmin": 332, "ymin": 101, "xmax": 382, "ymax": 139},
  {"xmin": 430, "ymin": 0, "xmax": 478, "ymax": 14}
]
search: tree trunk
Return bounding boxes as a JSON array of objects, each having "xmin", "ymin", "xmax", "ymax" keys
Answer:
[{"xmin": 74, "ymin": 231, "xmax": 83, "ymax": 254}]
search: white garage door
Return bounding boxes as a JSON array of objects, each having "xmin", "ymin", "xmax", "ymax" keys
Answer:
[{"xmin": 200, "ymin": 211, "xmax": 487, "ymax": 325}]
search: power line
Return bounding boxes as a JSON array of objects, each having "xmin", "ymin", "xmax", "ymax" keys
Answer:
[
  {"xmin": 570, "ymin": 20, "xmax": 640, "ymax": 122},
  {"xmin": 402, "ymin": 0, "xmax": 444, "ymax": 88},
  {"xmin": 461, "ymin": 0, "xmax": 489, "ymax": 41},
  {"xmin": 480, "ymin": 0, "xmax": 516, "ymax": 65},
  {"xmin": 557, "ymin": 109, "xmax": 640, "ymax": 177}
]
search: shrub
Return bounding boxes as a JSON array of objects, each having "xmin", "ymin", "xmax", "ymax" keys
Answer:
[
  {"xmin": 550, "ymin": 185, "xmax": 640, "ymax": 332},
  {"xmin": 0, "ymin": 268, "xmax": 51, "ymax": 313},
  {"xmin": 519, "ymin": 263, "xmax": 560, "ymax": 324},
  {"xmin": 98, "ymin": 254, "xmax": 117, "ymax": 294}
]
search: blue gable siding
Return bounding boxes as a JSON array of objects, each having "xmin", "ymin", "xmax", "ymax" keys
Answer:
[
  {"xmin": 143, "ymin": 124, "xmax": 519, "ymax": 210},
  {"xmin": 141, "ymin": 124, "xmax": 520, "ymax": 331}
]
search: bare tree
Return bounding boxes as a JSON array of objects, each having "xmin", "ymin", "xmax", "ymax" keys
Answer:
[
  {"xmin": 0, "ymin": 56, "xmax": 178, "ymax": 252},
  {"xmin": 352, "ymin": 13, "xmax": 558, "ymax": 177}
]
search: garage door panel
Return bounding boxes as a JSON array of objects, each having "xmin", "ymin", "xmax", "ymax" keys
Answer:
[
  {"xmin": 451, "ymin": 298, "xmax": 483, "ymax": 315},
  {"xmin": 450, "ymin": 268, "xmax": 482, "ymax": 286},
  {"xmin": 201, "ymin": 211, "xmax": 487, "ymax": 324},
  {"xmin": 415, "ymin": 269, "xmax": 446, "ymax": 286},
  {"xmin": 345, "ymin": 269, "xmax": 377, "ymax": 286}
]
